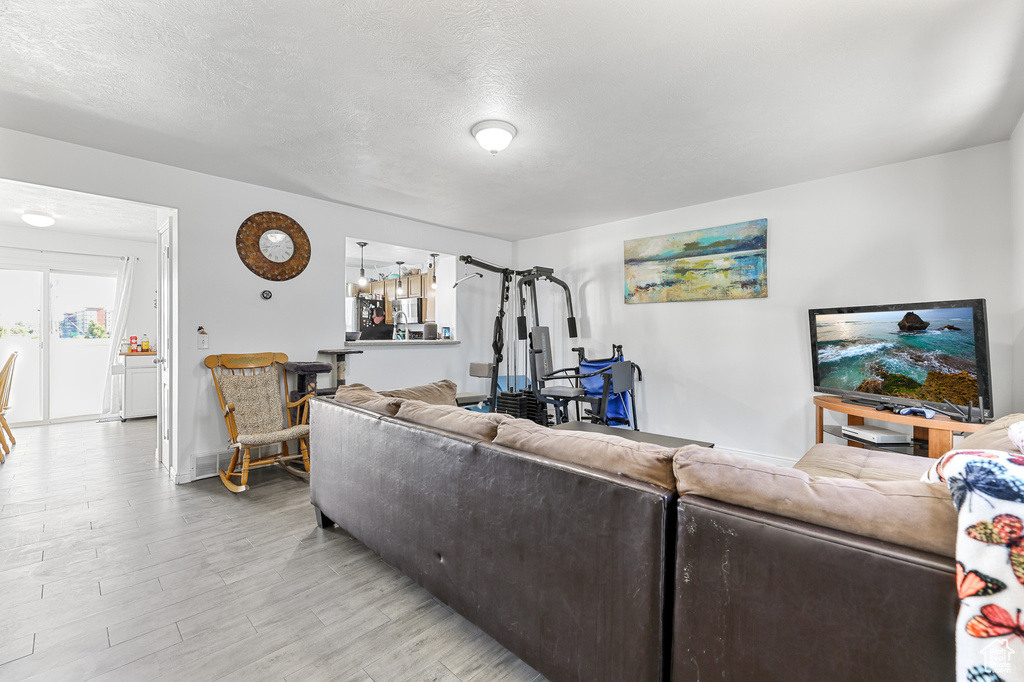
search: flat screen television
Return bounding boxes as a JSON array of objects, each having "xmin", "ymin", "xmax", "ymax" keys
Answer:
[{"xmin": 808, "ymin": 298, "xmax": 993, "ymax": 419}]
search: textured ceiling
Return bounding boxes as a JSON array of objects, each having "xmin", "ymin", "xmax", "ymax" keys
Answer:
[
  {"xmin": 0, "ymin": 178, "xmax": 163, "ymax": 243},
  {"xmin": 1, "ymin": 0, "xmax": 1023, "ymax": 240}
]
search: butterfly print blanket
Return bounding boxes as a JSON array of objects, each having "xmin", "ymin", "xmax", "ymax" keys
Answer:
[{"xmin": 925, "ymin": 449, "xmax": 1024, "ymax": 682}]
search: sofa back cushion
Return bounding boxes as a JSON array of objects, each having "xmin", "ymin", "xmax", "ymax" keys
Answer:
[
  {"xmin": 379, "ymin": 379, "xmax": 458, "ymax": 406},
  {"xmin": 333, "ymin": 383, "xmax": 404, "ymax": 416},
  {"xmin": 494, "ymin": 419, "xmax": 677, "ymax": 490},
  {"xmin": 395, "ymin": 400, "xmax": 511, "ymax": 441},
  {"xmin": 955, "ymin": 413, "xmax": 1024, "ymax": 452},
  {"xmin": 674, "ymin": 446, "xmax": 956, "ymax": 557},
  {"xmin": 794, "ymin": 443, "xmax": 933, "ymax": 481}
]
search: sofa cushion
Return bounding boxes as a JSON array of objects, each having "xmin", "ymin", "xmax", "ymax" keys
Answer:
[
  {"xmin": 395, "ymin": 400, "xmax": 511, "ymax": 441},
  {"xmin": 674, "ymin": 446, "xmax": 956, "ymax": 557},
  {"xmin": 379, "ymin": 379, "xmax": 458, "ymax": 406},
  {"xmin": 955, "ymin": 413, "xmax": 1024, "ymax": 452},
  {"xmin": 332, "ymin": 383, "xmax": 403, "ymax": 416},
  {"xmin": 493, "ymin": 418, "xmax": 677, "ymax": 489},
  {"xmin": 795, "ymin": 443, "xmax": 933, "ymax": 481},
  {"xmin": 333, "ymin": 382, "xmax": 378, "ymax": 400}
]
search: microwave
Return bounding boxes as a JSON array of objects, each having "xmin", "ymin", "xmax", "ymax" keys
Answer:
[{"xmin": 391, "ymin": 298, "xmax": 423, "ymax": 324}]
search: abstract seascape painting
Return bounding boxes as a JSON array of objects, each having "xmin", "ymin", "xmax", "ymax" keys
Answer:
[{"xmin": 624, "ymin": 219, "xmax": 768, "ymax": 303}]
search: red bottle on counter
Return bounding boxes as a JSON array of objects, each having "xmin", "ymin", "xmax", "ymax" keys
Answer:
[{"xmin": 130, "ymin": 335, "xmax": 138, "ymax": 352}]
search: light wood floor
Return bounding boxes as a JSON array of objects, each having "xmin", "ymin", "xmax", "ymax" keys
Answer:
[{"xmin": 0, "ymin": 419, "xmax": 544, "ymax": 682}]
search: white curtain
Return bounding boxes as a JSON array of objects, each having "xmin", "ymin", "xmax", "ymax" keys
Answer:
[{"xmin": 101, "ymin": 256, "xmax": 135, "ymax": 417}]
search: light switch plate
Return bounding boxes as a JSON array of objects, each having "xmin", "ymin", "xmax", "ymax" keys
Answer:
[{"xmin": 198, "ymin": 333, "xmax": 209, "ymax": 350}]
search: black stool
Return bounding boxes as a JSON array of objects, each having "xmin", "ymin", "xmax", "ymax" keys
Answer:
[
  {"xmin": 283, "ymin": 361, "xmax": 334, "ymax": 404},
  {"xmin": 317, "ymin": 348, "xmax": 364, "ymax": 389}
]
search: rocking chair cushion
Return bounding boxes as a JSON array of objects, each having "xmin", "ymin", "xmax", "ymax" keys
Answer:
[
  {"xmin": 218, "ymin": 367, "xmax": 285, "ymax": 435},
  {"xmin": 236, "ymin": 424, "xmax": 310, "ymax": 447}
]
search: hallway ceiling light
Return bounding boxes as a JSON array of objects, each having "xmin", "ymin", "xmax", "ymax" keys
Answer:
[
  {"xmin": 22, "ymin": 212, "xmax": 55, "ymax": 227},
  {"xmin": 471, "ymin": 121, "xmax": 516, "ymax": 155}
]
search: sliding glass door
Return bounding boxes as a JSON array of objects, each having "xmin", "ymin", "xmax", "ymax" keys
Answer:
[
  {"xmin": 0, "ymin": 268, "xmax": 44, "ymax": 423},
  {"xmin": 0, "ymin": 266, "xmax": 116, "ymax": 423},
  {"xmin": 48, "ymin": 271, "xmax": 116, "ymax": 420}
]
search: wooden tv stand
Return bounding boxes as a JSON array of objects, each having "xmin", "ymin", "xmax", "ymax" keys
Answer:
[{"xmin": 814, "ymin": 394, "xmax": 986, "ymax": 459}]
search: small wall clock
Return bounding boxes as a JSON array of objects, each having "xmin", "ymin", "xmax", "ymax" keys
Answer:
[{"xmin": 236, "ymin": 211, "xmax": 311, "ymax": 281}]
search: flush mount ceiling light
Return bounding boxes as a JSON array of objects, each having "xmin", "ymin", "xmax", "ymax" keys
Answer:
[
  {"xmin": 22, "ymin": 212, "xmax": 55, "ymax": 227},
  {"xmin": 357, "ymin": 241, "xmax": 368, "ymax": 286},
  {"xmin": 471, "ymin": 120, "xmax": 517, "ymax": 155}
]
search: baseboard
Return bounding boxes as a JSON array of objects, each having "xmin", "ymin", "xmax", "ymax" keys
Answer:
[
  {"xmin": 169, "ymin": 465, "xmax": 191, "ymax": 484},
  {"xmin": 714, "ymin": 446, "xmax": 798, "ymax": 469}
]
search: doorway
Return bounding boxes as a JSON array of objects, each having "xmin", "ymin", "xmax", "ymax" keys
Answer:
[{"xmin": 0, "ymin": 177, "xmax": 176, "ymax": 474}]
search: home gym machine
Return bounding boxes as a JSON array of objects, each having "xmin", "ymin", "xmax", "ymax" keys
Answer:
[
  {"xmin": 459, "ymin": 255, "xmax": 641, "ymax": 428},
  {"xmin": 515, "ymin": 270, "xmax": 642, "ymax": 428},
  {"xmin": 457, "ymin": 256, "xmax": 578, "ymax": 415}
]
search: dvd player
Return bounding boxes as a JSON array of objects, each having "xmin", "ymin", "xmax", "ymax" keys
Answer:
[{"xmin": 840, "ymin": 424, "xmax": 912, "ymax": 444}]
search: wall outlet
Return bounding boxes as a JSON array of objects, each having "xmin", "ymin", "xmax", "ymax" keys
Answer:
[{"xmin": 198, "ymin": 332, "xmax": 209, "ymax": 350}]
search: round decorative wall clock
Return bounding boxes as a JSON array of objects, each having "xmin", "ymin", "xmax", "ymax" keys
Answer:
[{"xmin": 235, "ymin": 211, "xmax": 311, "ymax": 281}]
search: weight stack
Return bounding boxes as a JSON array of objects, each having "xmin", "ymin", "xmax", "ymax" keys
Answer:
[{"xmin": 495, "ymin": 391, "xmax": 550, "ymax": 426}]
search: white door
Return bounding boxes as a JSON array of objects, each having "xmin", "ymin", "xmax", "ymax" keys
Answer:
[{"xmin": 156, "ymin": 218, "xmax": 173, "ymax": 467}]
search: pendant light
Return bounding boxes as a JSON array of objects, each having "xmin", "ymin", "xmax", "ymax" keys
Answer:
[
  {"xmin": 395, "ymin": 261, "xmax": 404, "ymax": 296},
  {"xmin": 356, "ymin": 242, "xmax": 368, "ymax": 286},
  {"xmin": 430, "ymin": 253, "xmax": 439, "ymax": 290}
]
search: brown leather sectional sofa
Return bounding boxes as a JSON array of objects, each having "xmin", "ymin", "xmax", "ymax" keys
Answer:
[{"xmin": 309, "ymin": 391, "xmax": 1013, "ymax": 681}]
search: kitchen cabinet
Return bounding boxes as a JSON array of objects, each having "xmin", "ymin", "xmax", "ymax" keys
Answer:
[
  {"xmin": 421, "ymin": 271, "xmax": 437, "ymax": 323},
  {"xmin": 425, "ymin": 294, "xmax": 436, "ymax": 323},
  {"xmin": 119, "ymin": 353, "xmax": 157, "ymax": 420},
  {"xmin": 404, "ymin": 275, "xmax": 422, "ymax": 298},
  {"xmin": 384, "ymin": 280, "xmax": 397, "ymax": 323},
  {"xmin": 393, "ymin": 275, "xmax": 420, "ymax": 299},
  {"xmin": 370, "ymin": 280, "xmax": 385, "ymax": 300}
]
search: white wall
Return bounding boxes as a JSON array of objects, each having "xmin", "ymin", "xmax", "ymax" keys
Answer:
[
  {"xmin": 1011, "ymin": 112, "xmax": 1024, "ymax": 415},
  {"xmin": 0, "ymin": 127, "xmax": 511, "ymax": 481},
  {"xmin": 0, "ymin": 224, "xmax": 158, "ymax": 341},
  {"xmin": 514, "ymin": 144, "xmax": 1013, "ymax": 462},
  {"xmin": 4, "ymin": 123, "xmax": 1015, "ymax": 471}
]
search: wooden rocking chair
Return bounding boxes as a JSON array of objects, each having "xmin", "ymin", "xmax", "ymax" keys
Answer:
[
  {"xmin": 205, "ymin": 352, "xmax": 311, "ymax": 493},
  {"xmin": 0, "ymin": 352, "xmax": 16, "ymax": 463}
]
